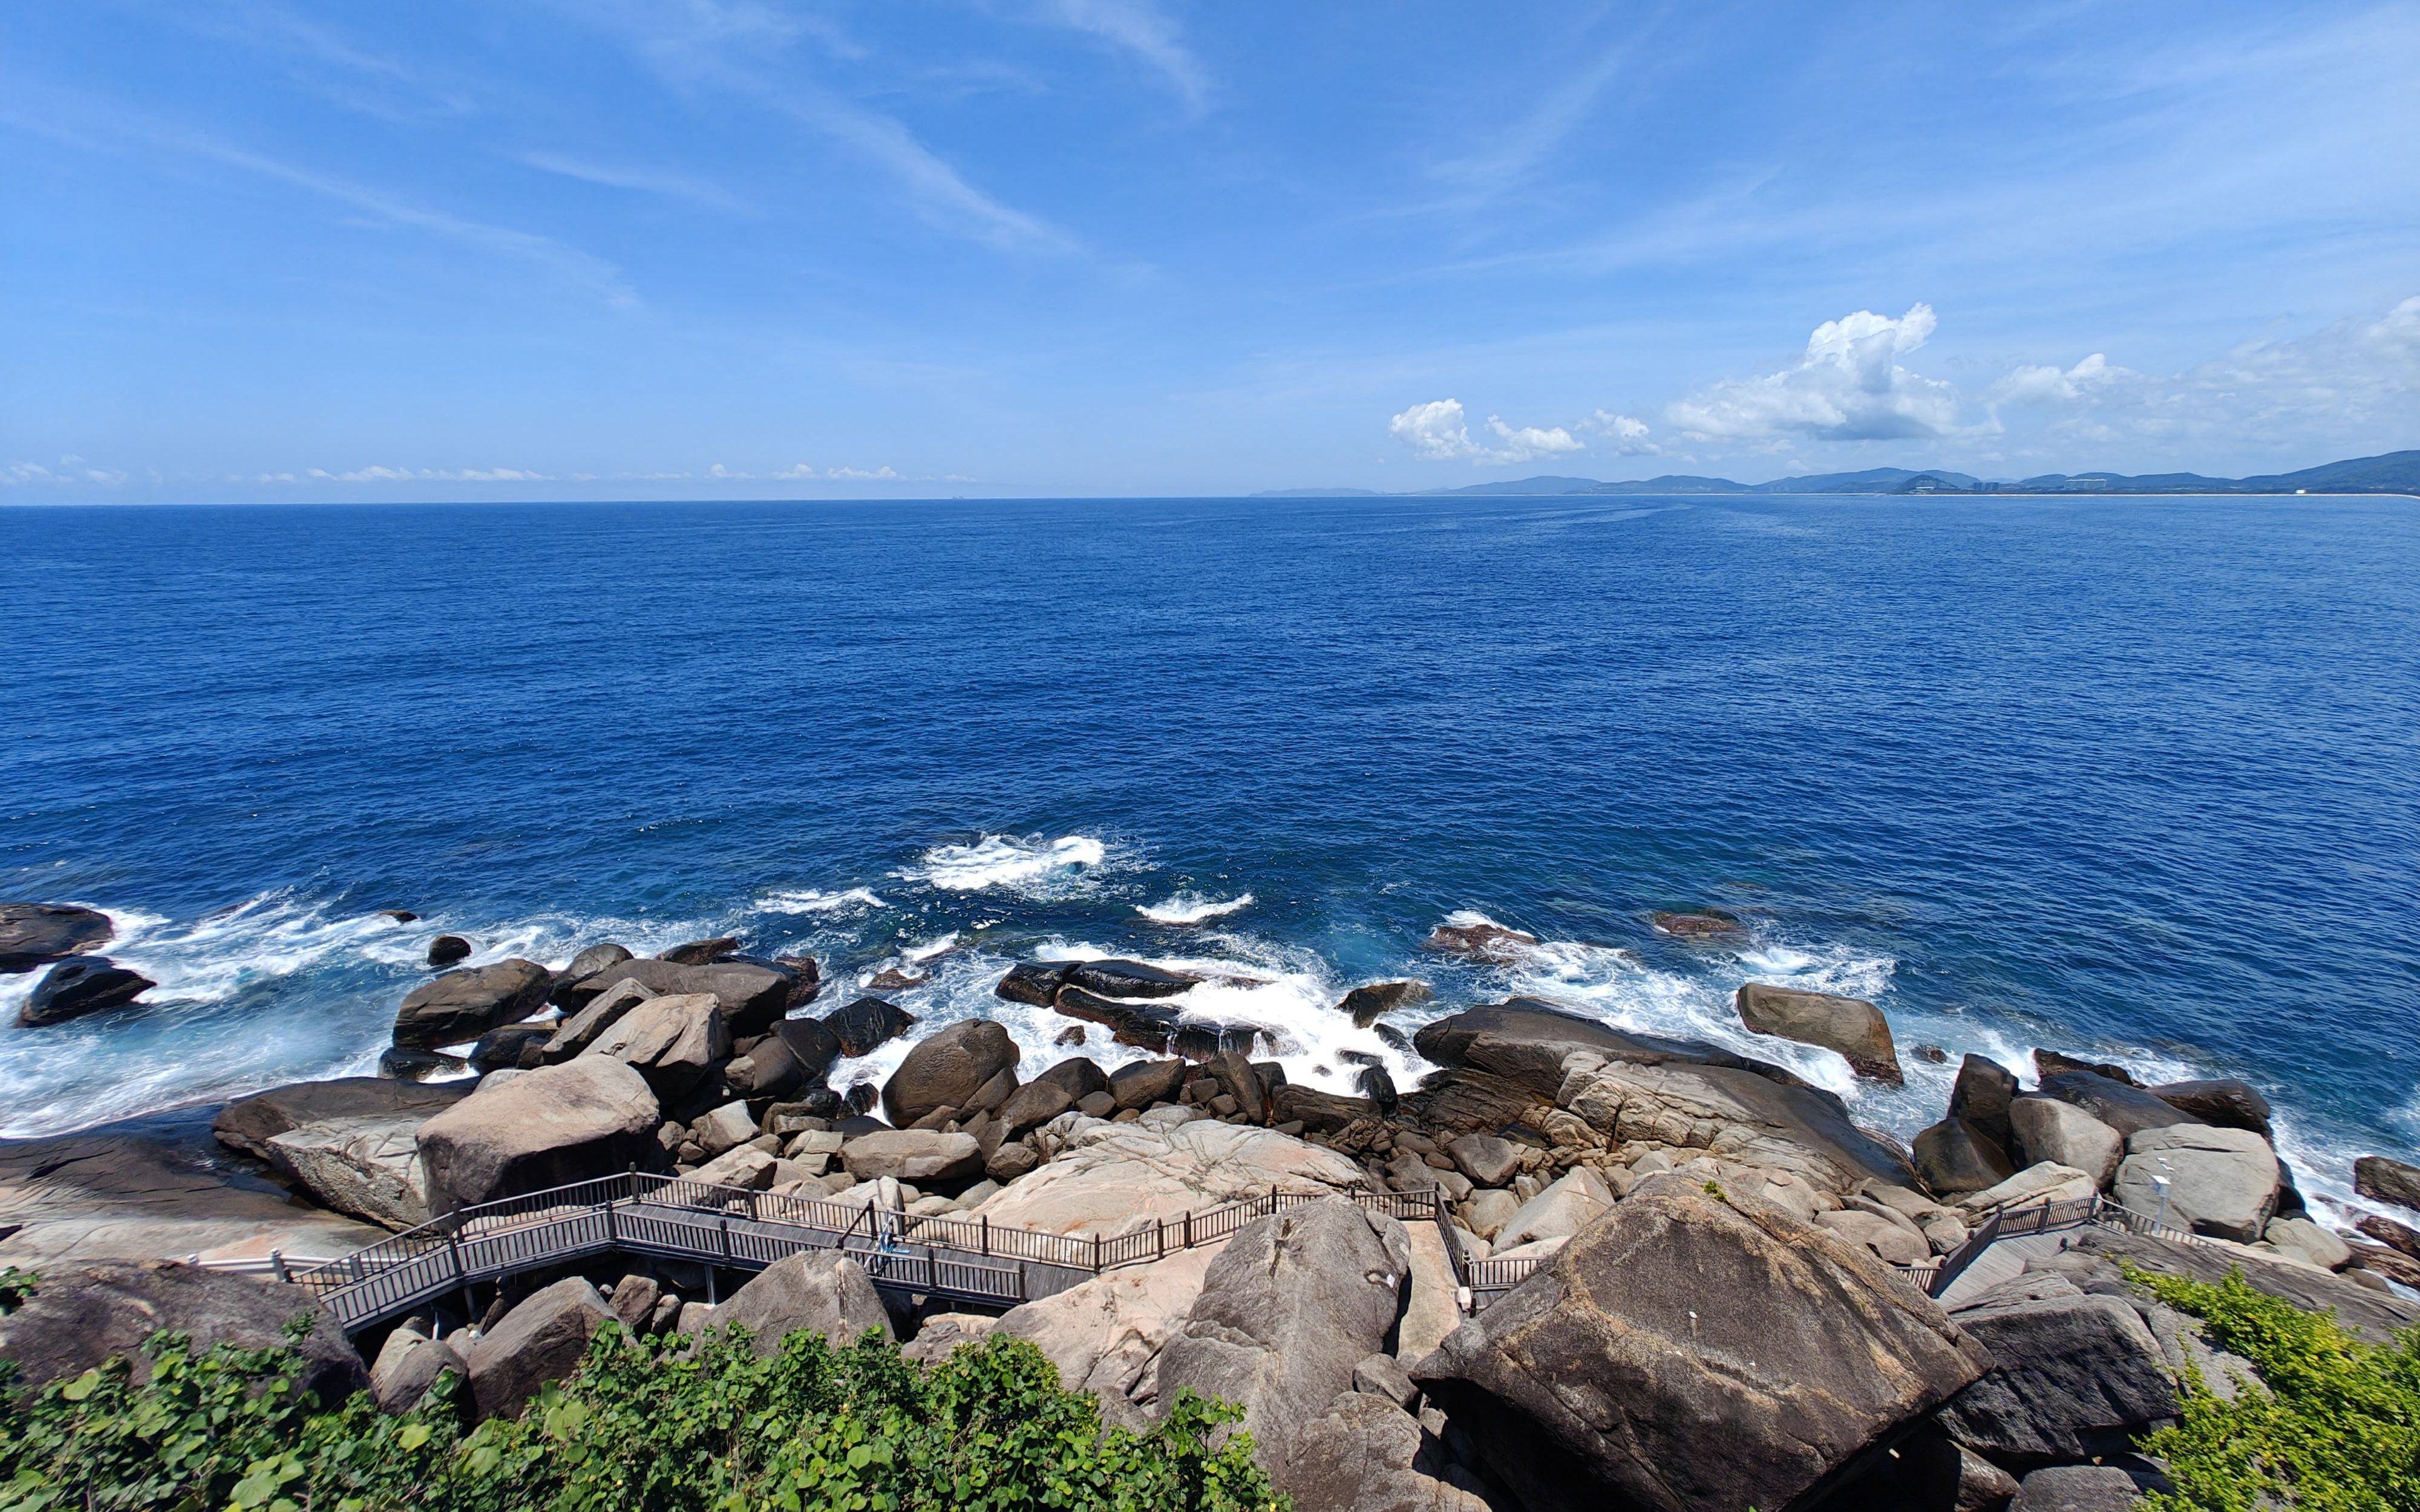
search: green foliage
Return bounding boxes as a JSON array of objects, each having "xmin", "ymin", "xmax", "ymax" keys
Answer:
[
  {"xmin": 0, "ymin": 1299, "xmax": 1287, "ymax": 1512},
  {"xmin": 2127, "ymin": 1266, "xmax": 2420, "ymax": 1512},
  {"xmin": 0, "ymin": 1268, "xmax": 34, "ymax": 1315}
]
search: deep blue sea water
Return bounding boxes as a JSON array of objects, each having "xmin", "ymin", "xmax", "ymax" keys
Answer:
[{"xmin": 3, "ymin": 495, "xmax": 2416, "ymax": 1220}]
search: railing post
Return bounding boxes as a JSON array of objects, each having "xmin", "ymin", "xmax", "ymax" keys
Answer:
[
  {"xmin": 1183, "ymin": 1210, "xmax": 1192, "ymax": 1248},
  {"xmin": 719, "ymin": 1213, "xmax": 731, "ymax": 1263},
  {"xmin": 1093, "ymin": 1233, "xmax": 1102, "ymax": 1271},
  {"xmin": 269, "ymin": 1250, "xmax": 290, "ymax": 1284},
  {"xmin": 1157, "ymin": 1219, "xmax": 1165, "ymax": 1260},
  {"xmin": 981, "ymin": 1216, "xmax": 990, "ymax": 1257}
]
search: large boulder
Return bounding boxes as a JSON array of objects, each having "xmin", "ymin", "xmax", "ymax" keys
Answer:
[
  {"xmin": 579, "ymin": 992, "xmax": 729, "ymax": 1095},
  {"xmin": 1447, "ymin": 1134, "xmax": 1522, "ymax": 1189},
  {"xmin": 2056, "ymin": 1223, "xmax": 2420, "ymax": 1345},
  {"xmin": 2112, "ymin": 1126, "xmax": 2278, "ymax": 1242},
  {"xmin": 1734, "ymin": 982, "xmax": 1903, "ymax": 1084},
  {"xmin": 2007, "ymin": 1098, "xmax": 2122, "ymax": 1188},
  {"xmin": 1554, "ymin": 1048, "xmax": 1916, "ymax": 1195},
  {"xmin": 369, "ymin": 1325, "xmax": 464, "ymax": 1413},
  {"xmin": 392, "ymin": 960, "xmax": 551, "ymax": 1049},
  {"xmin": 1414, "ymin": 998, "xmax": 1816, "ymax": 1102},
  {"xmin": 18, "ymin": 957, "xmax": 154, "ymax": 1027},
  {"xmin": 465, "ymin": 1277, "xmax": 612, "ymax": 1420},
  {"xmin": 993, "ymin": 1247, "xmax": 1218, "ymax": 1428},
  {"xmin": 1915, "ymin": 1119, "xmax": 2020, "ymax": 1198},
  {"xmin": 538, "ymin": 978, "xmax": 656, "ymax": 1063},
  {"xmin": 840, "ymin": 1130, "xmax": 983, "ymax": 1186},
  {"xmin": 1494, "ymin": 1168, "xmax": 1618, "ymax": 1251},
  {"xmin": 995, "ymin": 1079, "xmax": 1076, "ymax": 1138},
  {"xmin": 994, "ymin": 961, "xmax": 1072, "ymax": 1006},
  {"xmin": 1411, "ymin": 1177, "xmax": 1989, "ymax": 1512},
  {"xmin": 214, "ymin": 1077, "xmax": 472, "ymax": 1162},
  {"xmin": 820, "ymin": 996, "xmax": 916, "ymax": 1058},
  {"xmin": 1154, "ymin": 1199, "xmax": 1413, "ymax": 1491},
  {"xmin": 1949, "ymin": 1056, "xmax": 2020, "ymax": 1147},
  {"xmin": 1954, "ymin": 1162, "xmax": 2099, "ymax": 1219},
  {"xmin": 973, "ymin": 1118, "xmax": 1372, "ymax": 1236},
  {"xmin": 2010, "ymin": 1465, "xmax": 2143, "ymax": 1511},
  {"xmin": 883, "ymin": 1020, "xmax": 1020, "ymax": 1127},
  {"xmin": 0, "ymin": 1260, "xmax": 367, "ymax": 1406},
  {"xmin": 2037, "ymin": 1072, "xmax": 2199, "ymax": 1140},
  {"xmin": 715, "ymin": 1250, "xmax": 891, "ymax": 1354},
  {"xmin": 1110, "ymin": 1058, "xmax": 1187, "ymax": 1110},
  {"xmin": 416, "ymin": 1058, "xmax": 661, "ymax": 1216},
  {"xmin": 265, "ymin": 1116, "xmax": 431, "ymax": 1230},
  {"xmin": 2150, "ymin": 1078, "xmax": 2271, "ymax": 1138},
  {"xmin": 0, "ymin": 902, "xmax": 114, "ymax": 973},
  {"xmin": 1336, "ymin": 980, "xmax": 1432, "ymax": 1029},
  {"xmin": 2355, "ymin": 1155, "xmax": 2420, "ymax": 1213},
  {"xmin": 1062, "ymin": 959, "xmax": 1198, "ymax": 999},
  {"xmin": 558, "ymin": 957, "xmax": 794, "ymax": 1037},
  {"xmin": 1283, "ymin": 1391, "xmax": 1492, "ymax": 1512},
  {"xmin": 1939, "ymin": 1274, "xmax": 2177, "ymax": 1467}
]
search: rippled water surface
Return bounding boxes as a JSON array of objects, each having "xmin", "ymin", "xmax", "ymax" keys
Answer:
[{"xmin": 3, "ymin": 495, "xmax": 2415, "ymax": 1219}]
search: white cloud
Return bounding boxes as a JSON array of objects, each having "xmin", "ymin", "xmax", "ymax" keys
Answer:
[
  {"xmin": 1039, "ymin": 0, "xmax": 1209, "ymax": 113},
  {"xmin": 1581, "ymin": 411, "xmax": 1660, "ymax": 454},
  {"xmin": 1667, "ymin": 303, "xmax": 1962, "ymax": 441},
  {"xmin": 827, "ymin": 464, "xmax": 901, "ymax": 480},
  {"xmin": 1991, "ymin": 351, "xmax": 2133, "ymax": 406},
  {"xmin": 1387, "ymin": 399, "xmax": 1583, "ymax": 465},
  {"xmin": 518, "ymin": 151, "xmax": 751, "ymax": 213}
]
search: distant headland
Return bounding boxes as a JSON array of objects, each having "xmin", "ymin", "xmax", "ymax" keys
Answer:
[{"xmin": 1260, "ymin": 448, "xmax": 2420, "ymax": 499}]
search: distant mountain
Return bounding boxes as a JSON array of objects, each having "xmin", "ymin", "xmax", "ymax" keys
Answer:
[{"xmin": 1264, "ymin": 449, "xmax": 2420, "ymax": 499}]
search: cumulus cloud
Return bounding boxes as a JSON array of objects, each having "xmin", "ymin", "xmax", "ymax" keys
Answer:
[
  {"xmin": 1388, "ymin": 399, "xmax": 1583, "ymax": 464},
  {"xmin": 1667, "ymin": 303, "xmax": 1961, "ymax": 441},
  {"xmin": 1582, "ymin": 411, "xmax": 1661, "ymax": 454},
  {"xmin": 1991, "ymin": 352, "xmax": 2133, "ymax": 406}
]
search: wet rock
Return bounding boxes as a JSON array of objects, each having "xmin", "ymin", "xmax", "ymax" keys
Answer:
[
  {"xmin": 1647, "ymin": 908, "xmax": 1743, "ymax": 938},
  {"xmin": 2038, "ymin": 1071, "xmax": 2200, "ymax": 1141},
  {"xmin": 416, "ymin": 1057, "xmax": 661, "ymax": 1215},
  {"xmin": 465, "ymin": 1277, "xmax": 612, "ymax": 1420},
  {"xmin": 717, "ymin": 1250, "xmax": 892, "ymax": 1354},
  {"xmin": 1912, "ymin": 1043, "xmax": 1950, "ymax": 1064},
  {"xmin": 1950, "ymin": 1055, "xmax": 2020, "ymax": 1148},
  {"xmin": 2007, "ymin": 1097, "xmax": 2122, "ymax": 1188},
  {"xmin": 215, "ymin": 1076, "xmax": 472, "ymax": 1162},
  {"xmin": 2150, "ymin": 1078, "xmax": 2272, "ymax": 1139},
  {"xmin": 1052, "ymin": 986, "xmax": 1183, "ymax": 1051},
  {"xmin": 768, "ymin": 954, "xmax": 824, "ymax": 1007},
  {"xmin": 1734, "ymin": 981, "xmax": 1903, "ymax": 1084},
  {"xmin": 369, "ymin": 1325, "xmax": 462, "ymax": 1413},
  {"xmin": 841, "ymin": 1129, "xmax": 982, "ymax": 1186},
  {"xmin": 1054, "ymin": 1025, "xmax": 1087, "ymax": 1046},
  {"xmin": 882, "ymin": 1019, "xmax": 1019, "ymax": 1127},
  {"xmin": 658, "ymin": 935, "xmax": 741, "ymax": 965},
  {"xmin": 1422, "ymin": 918, "xmax": 1540, "ymax": 962},
  {"xmin": 469, "ymin": 1022, "xmax": 555, "ymax": 1073},
  {"xmin": 2113, "ymin": 1126, "xmax": 2277, "ymax": 1242},
  {"xmin": 1156, "ymin": 1198, "xmax": 1413, "ymax": 1488},
  {"xmin": 994, "ymin": 960, "xmax": 1072, "ymax": 1007},
  {"xmin": 2354, "ymin": 1154, "xmax": 2420, "ymax": 1213},
  {"xmin": 1356, "ymin": 1065, "xmax": 1399, "ymax": 1109},
  {"xmin": 1940, "ymin": 1275, "xmax": 2176, "ymax": 1467},
  {"xmin": 0, "ymin": 1259, "xmax": 368, "ymax": 1404},
  {"xmin": 18, "ymin": 957, "xmax": 154, "ymax": 1028},
  {"xmin": 581, "ymin": 992, "xmax": 730, "ymax": 1097},
  {"xmin": 427, "ymin": 934, "xmax": 473, "ymax": 968},
  {"xmin": 820, "ymin": 996, "xmax": 916, "ymax": 1058},
  {"xmin": 1412, "ymin": 1176, "xmax": 1988, "ymax": 1512},
  {"xmin": 0, "ymin": 903, "xmax": 113, "ymax": 973},
  {"xmin": 1063, "ymin": 958, "xmax": 1199, "ymax": 999},
  {"xmin": 1336, "ymin": 980, "xmax": 1432, "ymax": 1028},
  {"xmin": 393, "ymin": 959, "xmax": 551, "ymax": 1049},
  {"xmin": 2035, "ymin": 1049, "xmax": 2138, "ymax": 1086}
]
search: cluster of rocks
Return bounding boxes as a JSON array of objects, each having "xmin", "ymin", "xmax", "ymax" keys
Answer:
[{"xmin": 2, "ymin": 902, "xmax": 155, "ymax": 1028}]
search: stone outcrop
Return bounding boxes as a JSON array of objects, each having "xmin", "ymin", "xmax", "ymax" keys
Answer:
[
  {"xmin": 2112, "ymin": 1125, "xmax": 2277, "ymax": 1242},
  {"xmin": 370, "ymin": 1324, "xmax": 463, "ymax": 1413},
  {"xmin": 1155, "ymin": 1199, "xmax": 1413, "ymax": 1493},
  {"xmin": 715, "ymin": 1251, "xmax": 892, "ymax": 1354},
  {"xmin": 975, "ymin": 1118, "xmax": 1370, "ymax": 1236},
  {"xmin": 558, "ymin": 957, "xmax": 795, "ymax": 1037},
  {"xmin": 265, "ymin": 1116, "xmax": 430, "ymax": 1230},
  {"xmin": 1554, "ymin": 1047, "xmax": 1915, "ymax": 1195},
  {"xmin": 19, "ymin": 957, "xmax": 154, "ymax": 1027},
  {"xmin": 1283, "ymin": 1391, "xmax": 1491, "ymax": 1512},
  {"xmin": 1493, "ymin": 1168, "xmax": 1617, "ymax": 1251},
  {"xmin": 2150, "ymin": 1078, "xmax": 2272, "ymax": 1138},
  {"xmin": 882, "ymin": 1019, "xmax": 1019, "ymax": 1127},
  {"xmin": 993, "ymin": 1246, "xmax": 1218, "ymax": 1428},
  {"xmin": 392, "ymin": 959, "xmax": 551, "ymax": 1049},
  {"xmin": 1413, "ymin": 999, "xmax": 1814, "ymax": 1103},
  {"xmin": 2055, "ymin": 1224, "xmax": 2419, "ymax": 1344},
  {"xmin": 840, "ymin": 1130, "xmax": 983, "ymax": 1186},
  {"xmin": 213, "ymin": 1077, "xmax": 471, "ymax": 1162},
  {"xmin": 2007, "ymin": 1098, "xmax": 2122, "ymax": 1188},
  {"xmin": 580, "ymin": 992, "xmax": 729, "ymax": 1095},
  {"xmin": 416, "ymin": 1058, "xmax": 661, "ymax": 1216},
  {"xmin": 1446, "ymin": 1134, "xmax": 1521, "ymax": 1188},
  {"xmin": 1424, "ymin": 918, "xmax": 1541, "ymax": 961},
  {"xmin": 540, "ymin": 978, "xmax": 656, "ymax": 1063},
  {"xmin": 1734, "ymin": 981, "xmax": 1903, "ymax": 1084},
  {"xmin": 0, "ymin": 1127, "xmax": 385, "ymax": 1265},
  {"xmin": 2037, "ymin": 1072, "xmax": 2198, "ymax": 1140},
  {"xmin": 0, "ymin": 1259, "xmax": 367, "ymax": 1406},
  {"xmin": 1411, "ymin": 1178, "xmax": 1989, "ymax": 1512},
  {"xmin": 1939, "ymin": 1274, "xmax": 2177, "ymax": 1467},
  {"xmin": 1916, "ymin": 1119, "xmax": 2020, "ymax": 1197},
  {"xmin": 1949, "ymin": 1055, "xmax": 2019, "ymax": 1148},
  {"xmin": 0, "ymin": 902, "xmax": 114, "ymax": 973},
  {"xmin": 2355, "ymin": 1155, "xmax": 2420, "ymax": 1213},
  {"xmin": 820, "ymin": 996, "xmax": 916, "ymax": 1057},
  {"xmin": 1338, "ymin": 980, "xmax": 1431, "ymax": 1028},
  {"xmin": 427, "ymin": 935, "xmax": 472, "ymax": 968},
  {"xmin": 1064, "ymin": 959, "xmax": 1199, "ymax": 999},
  {"xmin": 465, "ymin": 1277, "xmax": 613, "ymax": 1420}
]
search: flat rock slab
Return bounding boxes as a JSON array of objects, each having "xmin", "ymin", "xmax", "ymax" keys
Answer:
[
  {"xmin": 973, "ymin": 1118, "xmax": 1372, "ymax": 1237},
  {"xmin": 0, "ymin": 1126, "xmax": 385, "ymax": 1265},
  {"xmin": 213, "ymin": 1077, "xmax": 472, "ymax": 1162}
]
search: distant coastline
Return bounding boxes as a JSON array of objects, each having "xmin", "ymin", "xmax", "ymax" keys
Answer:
[{"xmin": 1258, "ymin": 448, "xmax": 2420, "ymax": 500}]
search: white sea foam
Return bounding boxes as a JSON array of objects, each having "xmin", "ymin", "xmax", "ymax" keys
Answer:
[
  {"xmin": 904, "ymin": 834, "xmax": 1109, "ymax": 895},
  {"xmin": 1135, "ymin": 891, "xmax": 1255, "ymax": 926},
  {"xmin": 759, "ymin": 887, "xmax": 887, "ymax": 915},
  {"xmin": 901, "ymin": 932, "xmax": 961, "ymax": 963}
]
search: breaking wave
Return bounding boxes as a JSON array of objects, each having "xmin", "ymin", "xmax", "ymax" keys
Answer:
[
  {"xmin": 903, "ymin": 835, "xmax": 1110, "ymax": 896},
  {"xmin": 1136, "ymin": 891, "xmax": 1254, "ymax": 925}
]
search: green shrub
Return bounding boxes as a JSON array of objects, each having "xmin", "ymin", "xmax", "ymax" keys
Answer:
[
  {"xmin": 0, "ymin": 1303, "xmax": 1287, "ymax": 1512},
  {"xmin": 2129, "ymin": 1266, "xmax": 2420, "ymax": 1511}
]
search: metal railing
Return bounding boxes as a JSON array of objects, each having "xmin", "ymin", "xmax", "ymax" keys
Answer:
[{"xmin": 238, "ymin": 1170, "xmax": 1448, "ymax": 1334}]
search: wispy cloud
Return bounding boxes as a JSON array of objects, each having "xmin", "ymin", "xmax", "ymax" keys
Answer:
[
  {"xmin": 518, "ymin": 150, "xmax": 752, "ymax": 213},
  {"xmin": 1035, "ymin": 0, "xmax": 1210, "ymax": 114},
  {"xmin": 0, "ymin": 79, "xmax": 637, "ymax": 307}
]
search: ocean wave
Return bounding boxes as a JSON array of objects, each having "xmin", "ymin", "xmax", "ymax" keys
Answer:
[
  {"xmin": 903, "ymin": 834, "xmax": 1110, "ymax": 896},
  {"xmin": 1135, "ymin": 891, "xmax": 1254, "ymax": 925},
  {"xmin": 758, "ymin": 887, "xmax": 887, "ymax": 915}
]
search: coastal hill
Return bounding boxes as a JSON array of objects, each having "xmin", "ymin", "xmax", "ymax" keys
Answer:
[{"xmin": 1261, "ymin": 448, "xmax": 2420, "ymax": 498}]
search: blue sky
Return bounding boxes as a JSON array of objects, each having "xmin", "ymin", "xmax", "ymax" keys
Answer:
[{"xmin": 4, "ymin": 1, "xmax": 2416, "ymax": 501}]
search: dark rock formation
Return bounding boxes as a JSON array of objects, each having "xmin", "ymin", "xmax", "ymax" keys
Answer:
[
  {"xmin": 1336, "ymin": 980, "xmax": 1432, "ymax": 1028},
  {"xmin": 2033, "ymin": 1051, "xmax": 2137, "ymax": 1086},
  {"xmin": 392, "ymin": 959, "xmax": 551, "ymax": 1049},
  {"xmin": 658, "ymin": 936, "xmax": 741, "ymax": 965},
  {"xmin": 1648, "ymin": 909, "xmax": 1743, "ymax": 938},
  {"xmin": 820, "ymin": 996, "xmax": 916, "ymax": 1058},
  {"xmin": 1053, "ymin": 985, "xmax": 1183, "ymax": 1051},
  {"xmin": 0, "ymin": 902, "xmax": 113, "ymax": 973},
  {"xmin": 1423, "ymin": 919, "xmax": 1540, "ymax": 962},
  {"xmin": 994, "ymin": 961, "xmax": 1072, "ymax": 1006},
  {"xmin": 18, "ymin": 957, "xmax": 154, "ymax": 1027},
  {"xmin": 1062, "ymin": 958, "xmax": 1199, "ymax": 999},
  {"xmin": 1412, "ymin": 1178, "xmax": 1989, "ymax": 1512},
  {"xmin": 1735, "ymin": 982, "xmax": 1903, "ymax": 1084},
  {"xmin": 1938, "ymin": 1276, "xmax": 2177, "ymax": 1467},
  {"xmin": 1914, "ymin": 1119, "xmax": 2019, "ymax": 1196},
  {"xmin": 469, "ymin": 1022, "xmax": 555, "ymax": 1072},
  {"xmin": 881, "ymin": 1019, "xmax": 1019, "ymax": 1127},
  {"xmin": 2036, "ymin": 1072, "xmax": 2200, "ymax": 1140},
  {"xmin": 558, "ymin": 957, "xmax": 795, "ymax": 1037},
  {"xmin": 214, "ymin": 1076, "xmax": 473, "ymax": 1162},
  {"xmin": 1950, "ymin": 1055, "xmax": 2019, "ymax": 1148},
  {"xmin": 0, "ymin": 1260, "xmax": 367, "ymax": 1406},
  {"xmin": 426, "ymin": 934, "xmax": 473, "ymax": 968},
  {"xmin": 2150, "ymin": 1078, "xmax": 2272, "ymax": 1138}
]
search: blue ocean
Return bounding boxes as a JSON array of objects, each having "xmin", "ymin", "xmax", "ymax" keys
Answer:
[{"xmin": 4, "ymin": 495, "xmax": 2416, "ymax": 1215}]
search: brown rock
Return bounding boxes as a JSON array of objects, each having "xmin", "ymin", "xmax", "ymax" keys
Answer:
[
  {"xmin": 1336, "ymin": 980, "xmax": 1432, "ymax": 1028},
  {"xmin": 1734, "ymin": 981, "xmax": 1903, "ymax": 1084}
]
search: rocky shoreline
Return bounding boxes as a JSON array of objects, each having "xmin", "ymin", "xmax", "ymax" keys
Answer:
[{"xmin": 8, "ymin": 908, "xmax": 2420, "ymax": 1511}]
